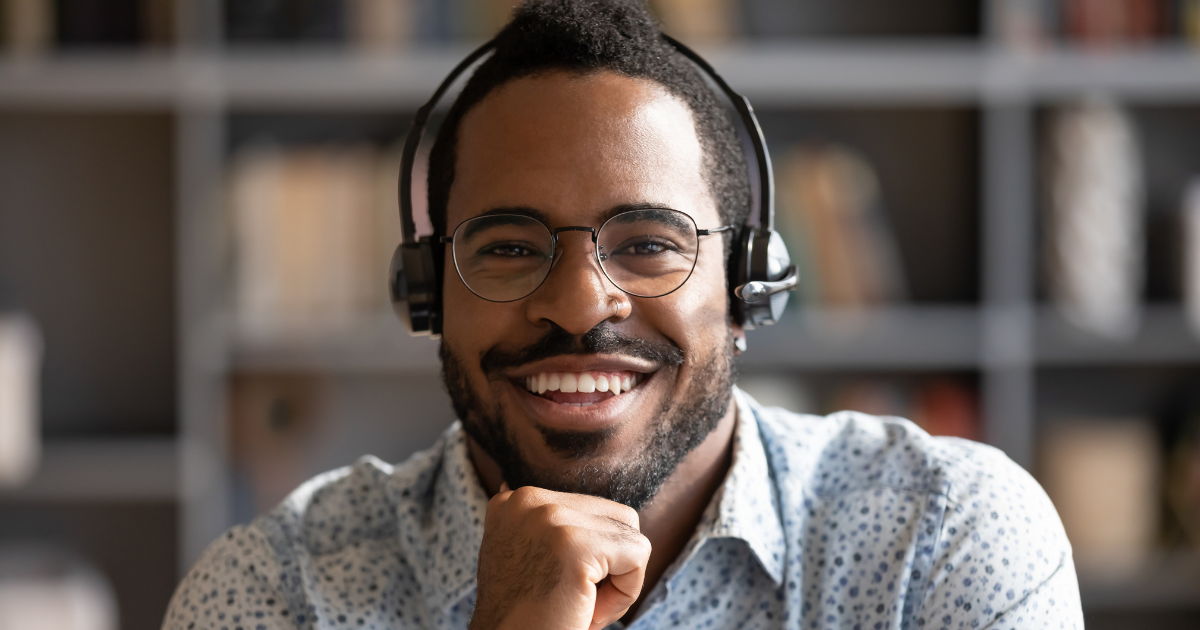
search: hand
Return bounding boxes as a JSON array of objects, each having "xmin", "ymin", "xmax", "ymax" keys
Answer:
[{"xmin": 469, "ymin": 484, "xmax": 652, "ymax": 630}]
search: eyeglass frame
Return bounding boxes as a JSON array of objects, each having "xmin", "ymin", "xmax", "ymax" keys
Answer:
[{"xmin": 438, "ymin": 208, "xmax": 734, "ymax": 303}]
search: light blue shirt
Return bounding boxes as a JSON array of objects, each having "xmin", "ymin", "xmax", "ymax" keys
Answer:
[{"xmin": 163, "ymin": 389, "xmax": 1083, "ymax": 629}]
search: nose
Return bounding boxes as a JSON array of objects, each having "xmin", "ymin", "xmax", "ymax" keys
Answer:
[{"xmin": 523, "ymin": 231, "xmax": 631, "ymax": 335}]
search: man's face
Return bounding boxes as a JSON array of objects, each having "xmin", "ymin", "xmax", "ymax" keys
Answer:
[{"xmin": 439, "ymin": 71, "xmax": 736, "ymax": 509}]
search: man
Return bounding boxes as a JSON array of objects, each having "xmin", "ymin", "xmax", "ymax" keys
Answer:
[{"xmin": 163, "ymin": 1, "xmax": 1082, "ymax": 628}]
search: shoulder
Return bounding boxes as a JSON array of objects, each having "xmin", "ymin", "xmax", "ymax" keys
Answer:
[
  {"xmin": 162, "ymin": 523, "xmax": 306, "ymax": 628},
  {"xmin": 256, "ymin": 427, "xmax": 452, "ymax": 555},
  {"xmin": 163, "ymin": 427, "xmax": 459, "ymax": 628},
  {"xmin": 747, "ymin": 393, "xmax": 1068, "ymax": 559},
  {"xmin": 747, "ymin": 396, "xmax": 1076, "ymax": 620},
  {"xmin": 748, "ymin": 395, "xmax": 1043, "ymax": 510}
]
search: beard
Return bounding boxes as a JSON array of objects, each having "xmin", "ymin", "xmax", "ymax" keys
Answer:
[{"xmin": 440, "ymin": 323, "xmax": 736, "ymax": 511}]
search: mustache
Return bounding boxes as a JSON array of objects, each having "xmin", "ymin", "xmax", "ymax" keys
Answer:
[{"xmin": 479, "ymin": 323, "xmax": 685, "ymax": 376}]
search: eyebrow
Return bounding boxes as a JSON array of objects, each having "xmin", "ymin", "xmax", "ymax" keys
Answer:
[{"xmin": 470, "ymin": 202, "xmax": 686, "ymax": 229}]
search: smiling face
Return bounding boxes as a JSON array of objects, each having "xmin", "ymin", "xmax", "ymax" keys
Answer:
[{"xmin": 439, "ymin": 70, "xmax": 738, "ymax": 509}]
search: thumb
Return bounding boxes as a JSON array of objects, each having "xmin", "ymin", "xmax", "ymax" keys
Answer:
[{"xmin": 499, "ymin": 481, "xmax": 510, "ymax": 493}]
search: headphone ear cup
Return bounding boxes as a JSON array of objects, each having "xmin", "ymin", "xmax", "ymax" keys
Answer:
[
  {"xmin": 390, "ymin": 238, "xmax": 442, "ymax": 336},
  {"xmin": 733, "ymin": 227, "xmax": 794, "ymax": 329}
]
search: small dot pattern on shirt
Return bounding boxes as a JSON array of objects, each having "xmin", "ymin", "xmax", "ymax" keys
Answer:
[{"xmin": 162, "ymin": 389, "xmax": 1082, "ymax": 629}]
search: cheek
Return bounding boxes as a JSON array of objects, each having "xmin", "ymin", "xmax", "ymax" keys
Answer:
[
  {"xmin": 655, "ymin": 245, "xmax": 731, "ymax": 350},
  {"xmin": 440, "ymin": 267, "xmax": 517, "ymax": 364}
]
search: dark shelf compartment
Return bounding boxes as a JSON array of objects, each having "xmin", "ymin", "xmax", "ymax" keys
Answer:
[
  {"xmin": 0, "ymin": 501, "xmax": 178, "ymax": 630},
  {"xmin": 756, "ymin": 106, "xmax": 981, "ymax": 304},
  {"xmin": 0, "ymin": 111, "xmax": 177, "ymax": 437}
]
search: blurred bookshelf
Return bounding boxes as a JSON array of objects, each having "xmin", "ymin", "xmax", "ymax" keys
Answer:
[{"xmin": 2, "ymin": 1, "xmax": 1200, "ymax": 628}]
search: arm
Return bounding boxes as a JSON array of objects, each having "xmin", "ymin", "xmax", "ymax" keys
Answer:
[
  {"xmin": 980, "ymin": 558, "xmax": 1082, "ymax": 630},
  {"xmin": 162, "ymin": 526, "xmax": 299, "ymax": 630},
  {"xmin": 911, "ymin": 445, "xmax": 1084, "ymax": 629}
]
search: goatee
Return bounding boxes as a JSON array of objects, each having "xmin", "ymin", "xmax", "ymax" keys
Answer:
[{"xmin": 440, "ymin": 323, "xmax": 735, "ymax": 511}]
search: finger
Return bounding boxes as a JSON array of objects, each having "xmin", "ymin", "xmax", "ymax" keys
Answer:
[
  {"xmin": 583, "ymin": 530, "xmax": 650, "ymax": 627},
  {"xmin": 507, "ymin": 486, "xmax": 640, "ymax": 531}
]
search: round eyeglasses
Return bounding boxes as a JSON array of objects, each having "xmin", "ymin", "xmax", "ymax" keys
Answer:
[{"xmin": 440, "ymin": 208, "xmax": 733, "ymax": 303}]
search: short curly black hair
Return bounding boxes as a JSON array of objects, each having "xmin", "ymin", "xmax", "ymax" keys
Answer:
[{"xmin": 426, "ymin": 0, "xmax": 751, "ymax": 247}]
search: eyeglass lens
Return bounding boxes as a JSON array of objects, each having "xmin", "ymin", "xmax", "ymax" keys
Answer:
[{"xmin": 450, "ymin": 209, "xmax": 701, "ymax": 302}]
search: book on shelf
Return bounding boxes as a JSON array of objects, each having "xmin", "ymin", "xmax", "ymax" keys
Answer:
[
  {"xmin": 3, "ymin": 0, "xmax": 54, "ymax": 56},
  {"xmin": 347, "ymin": 0, "xmax": 413, "ymax": 51},
  {"xmin": 650, "ymin": 0, "xmax": 739, "ymax": 42},
  {"xmin": 1064, "ymin": 0, "xmax": 1164, "ymax": 45},
  {"xmin": 225, "ymin": 0, "xmax": 346, "ymax": 43},
  {"xmin": 775, "ymin": 144, "xmax": 908, "ymax": 316},
  {"xmin": 822, "ymin": 377, "xmax": 980, "ymax": 441},
  {"xmin": 55, "ymin": 0, "xmax": 141, "ymax": 46},
  {"xmin": 991, "ymin": 0, "xmax": 1061, "ymax": 50},
  {"xmin": 0, "ymin": 314, "xmax": 41, "ymax": 488},
  {"xmin": 1040, "ymin": 418, "xmax": 1161, "ymax": 576},
  {"xmin": 230, "ymin": 373, "xmax": 325, "ymax": 516},
  {"xmin": 229, "ymin": 143, "xmax": 399, "ymax": 341},
  {"xmin": 1043, "ymin": 98, "xmax": 1144, "ymax": 341},
  {"xmin": 910, "ymin": 378, "xmax": 980, "ymax": 441},
  {"xmin": 991, "ymin": 0, "xmax": 1200, "ymax": 47},
  {"xmin": 1165, "ymin": 406, "xmax": 1200, "ymax": 552}
]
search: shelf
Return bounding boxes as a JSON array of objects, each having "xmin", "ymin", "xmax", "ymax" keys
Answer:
[
  {"xmin": 1037, "ymin": 305, "xmax": 1200, "ymax": 367},
  {"xmin": 0, "ymin": 438, "xmax": 178, "ymax": 502},
  {"xmin": 741, "ymin": 305, "xmax": 981, "ymax": 370},
  {"xmin": 4, "ymin": 44, "xmax": 1200, "ymax": 109},
  {"xmin": 230, "ymin": 312, "xmax": 440, "ymax": 373}
]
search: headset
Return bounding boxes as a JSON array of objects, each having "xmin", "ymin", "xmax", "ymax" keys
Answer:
[{"xmin": 390, "ymin": 34, "xmax": 799, "ymax": 339}]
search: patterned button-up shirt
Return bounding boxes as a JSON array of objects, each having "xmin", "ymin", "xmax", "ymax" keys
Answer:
[{"xmin": 163, "ymin": 389, "xmax": 1082, "ymax": 629}]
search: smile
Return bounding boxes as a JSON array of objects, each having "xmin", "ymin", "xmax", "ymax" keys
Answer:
[{"xmin": 522, "ymin": 371, "xmax": 644, "ymax": 397}]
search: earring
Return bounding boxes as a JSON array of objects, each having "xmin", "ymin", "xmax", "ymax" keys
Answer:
[{"xmin": 734, "ymin": 336, "xmax": 747, "ymax": 353}]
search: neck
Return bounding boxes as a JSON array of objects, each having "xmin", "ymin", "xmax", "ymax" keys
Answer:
[{"xmin": 629, "ymin": 398, "xmax": 736, "ymax": 616}]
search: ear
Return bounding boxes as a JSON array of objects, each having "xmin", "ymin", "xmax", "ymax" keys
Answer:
[{"xmin": 730, "ymin": 322, "xmax": 747, "ymax": 355}]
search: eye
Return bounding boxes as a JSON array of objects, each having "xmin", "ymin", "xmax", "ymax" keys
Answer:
[
  {"xmin": 479, "ymin": 242, "xmax": 542, "ymax": 258},
  {"xmin": 614, "ymin": 238, "xmax": 678, "ymax": 256}
]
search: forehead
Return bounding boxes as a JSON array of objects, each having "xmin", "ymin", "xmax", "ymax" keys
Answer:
[{"xmin": 447, "ymin": 70, "xmax": 715, "ymax": 229}]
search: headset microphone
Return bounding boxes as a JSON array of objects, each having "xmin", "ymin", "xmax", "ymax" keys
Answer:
[{"xmin": 390, "ymin": 34, "xmax": 798, "ymax": 339}]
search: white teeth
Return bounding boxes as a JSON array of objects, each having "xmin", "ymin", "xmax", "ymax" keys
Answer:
[{"xmin": 522, "ymin": 371, "xmax": 642, "ymax": 396}]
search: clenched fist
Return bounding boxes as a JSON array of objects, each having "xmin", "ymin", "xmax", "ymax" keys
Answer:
[{"xmin": 469, "ymin": 485, "xmax": 652, "ymax": 630}]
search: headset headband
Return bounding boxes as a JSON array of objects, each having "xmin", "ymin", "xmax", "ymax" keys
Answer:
[{"xmin": 397, "ymin": 34, "xmax": 775, "ymax": 244}]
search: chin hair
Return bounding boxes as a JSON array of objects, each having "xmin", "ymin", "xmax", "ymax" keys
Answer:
[{"xmin": 439, "ymin": 331, "xmax": 735, "ymax": 511}]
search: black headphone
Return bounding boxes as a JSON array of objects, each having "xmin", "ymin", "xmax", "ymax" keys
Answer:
[{"xmin": 390, "ymin": 34, "xmax": 799, "ymax": 339}]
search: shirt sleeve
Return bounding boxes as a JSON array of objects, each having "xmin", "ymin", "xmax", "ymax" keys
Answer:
[
  {"xmin": 162, "ymin": 525, "xmax": 305, "ymax": 630},
  {"xmin": 911, "ymin": 443, "xmax": 1084, "ymax": 629},
  {"xmin": 981, "ymin": 558, "xmax": 1082, "ymax": 629}
]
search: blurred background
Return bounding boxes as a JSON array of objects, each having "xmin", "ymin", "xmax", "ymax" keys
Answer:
[{"xmin": 1, "ymin": 0, "xmax": 1200, "ymax": 628}]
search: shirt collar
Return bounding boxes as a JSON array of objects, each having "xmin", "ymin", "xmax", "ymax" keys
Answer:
[
  {"xmin": 699, "ymin": 387, "xmax": 787, "ymax": 584},
  {"xmin": 392, "ymin": 423, "xmax": 489, "ymax": 616}
]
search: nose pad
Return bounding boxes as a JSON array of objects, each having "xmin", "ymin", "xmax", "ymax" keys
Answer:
[{"xmin": 550, "ymin": 231, "xmax": 605, "ymax": 277}]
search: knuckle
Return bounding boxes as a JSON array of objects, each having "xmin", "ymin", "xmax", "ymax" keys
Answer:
[
  {"xmin": 509, "ymin": 485, "xmax": 542, "ymax": 507},
  {"xmin": 529, "ymin": 502, "xmax": 561, "ymax": 526},
  {"xmin": 618, "ymin": 504, "xmax": 640, "ymax": 529},
  {"xmin": 545, "ymin": 523, "xmax": 581, "ymax": 552}
]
